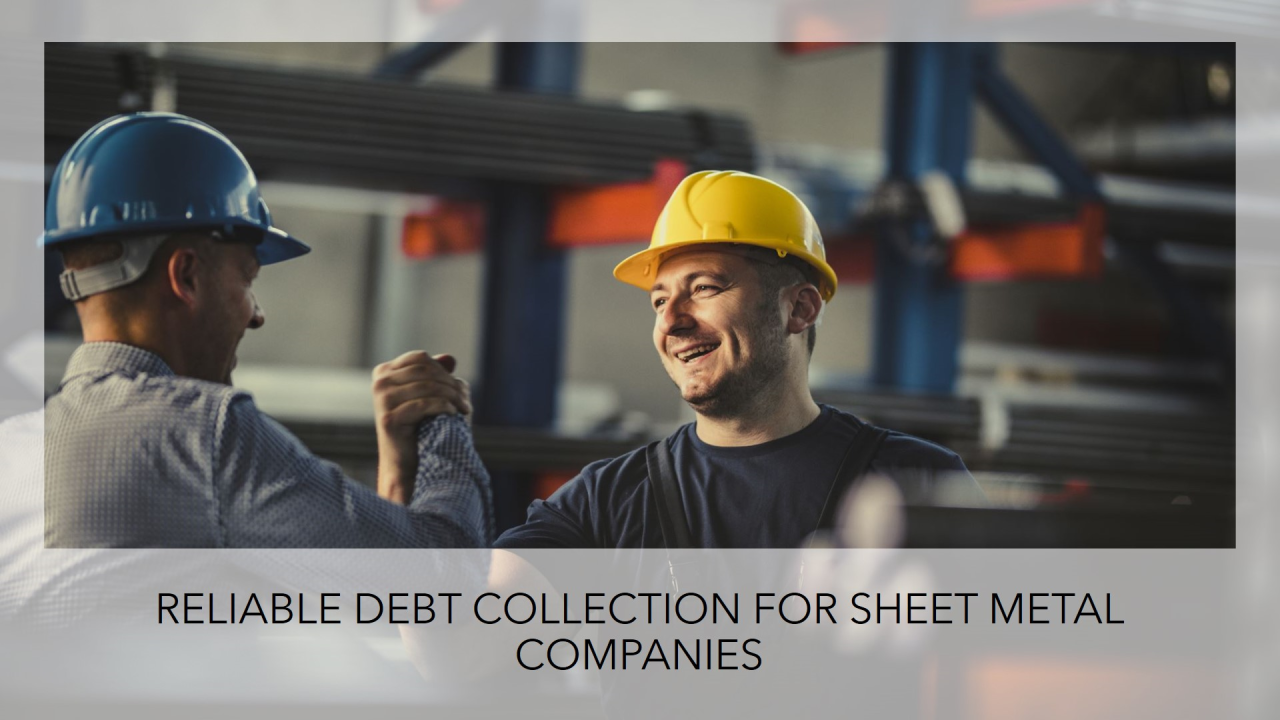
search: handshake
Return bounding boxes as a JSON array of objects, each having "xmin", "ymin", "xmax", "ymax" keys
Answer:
[{"xmin": 371, "ymin": 350, "xmax": 473, "ymax": 505}]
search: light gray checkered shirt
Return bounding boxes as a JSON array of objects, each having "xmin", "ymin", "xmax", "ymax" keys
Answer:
[{"xmin": 44, "ymin": 342, "xmax": 493, "ymax": 548}]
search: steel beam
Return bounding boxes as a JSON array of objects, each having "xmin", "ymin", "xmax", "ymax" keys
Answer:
[
  {"xmin": 871, "ymin": 43, "xmax": 973, "ymax": 393},
  {"xmin": 48, "ymin": 44, "xmax": 756, "ymax": 190},
  {"xmin": 477, "ymin": 43, "xmax": 580, "ymax": 530}
]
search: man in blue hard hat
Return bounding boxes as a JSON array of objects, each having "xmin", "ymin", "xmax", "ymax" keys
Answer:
[{"xmin": 43, "ymin": 112, "xmax": 492, "ymax": 548}]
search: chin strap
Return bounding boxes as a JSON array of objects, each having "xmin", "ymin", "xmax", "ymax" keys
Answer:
[{"xmin": 59, "ymin": 235, "xmax": 169, "ymax": 301}]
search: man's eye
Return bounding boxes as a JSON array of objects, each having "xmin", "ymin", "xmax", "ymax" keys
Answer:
[
  {"xmin": 694, "ymin": 284, "xmax": 719, "ymax": 294},
  {"xmin": 653, "ymin": 298, "xmax": 667, "ymax": 310}
]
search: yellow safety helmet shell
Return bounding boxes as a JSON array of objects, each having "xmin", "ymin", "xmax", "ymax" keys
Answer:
[{"xmin": 613, "ymin": 170, "xmax": 838, "ymax": 301}]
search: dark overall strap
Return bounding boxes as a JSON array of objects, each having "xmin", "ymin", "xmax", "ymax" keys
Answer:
[
  {"xmin": 815, "ymin": 421, "xmax": 889, "ymax": 532},
  {"xmin": 646, "ymin": 438, "xmax": 694, "ymax": 550}
]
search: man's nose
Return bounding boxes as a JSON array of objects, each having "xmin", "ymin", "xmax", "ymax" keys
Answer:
[
  {"xmin": 656, "ymin": 297, "xmax": 694, "ymax": 336},
  {"xmin": 248, "ymin": 294, "xmax": 265, "ymax": 330}
]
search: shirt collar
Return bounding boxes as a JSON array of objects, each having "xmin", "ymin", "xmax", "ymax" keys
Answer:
[{"xmin": 62, "ymin": 342, "xmax": 176, "ymax": 384}]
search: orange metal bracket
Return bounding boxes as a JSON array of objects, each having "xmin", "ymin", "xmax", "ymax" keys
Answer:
[
  {"xmin": 547, "ymin": 158, "xmax": 687, "ymax": 248},
  {"xmin": 401, "ymin": 200, "xmax": 486, "ymax": 258},
  {"xmin": 400, "ymin": 161, "xmax": 687, "ymax": 259},
  {"xmin": 950, "ymin": 202, "xmax": 1106, "ymax": 281}
]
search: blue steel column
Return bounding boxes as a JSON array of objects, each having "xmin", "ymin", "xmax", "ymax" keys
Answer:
[
  {"xmin": 477, "ymin": 43, "xmax": 579, "ymax": 530},
  {"xmin": 871, "ymin": 43, "xmax": 974, "ymax": 393}
]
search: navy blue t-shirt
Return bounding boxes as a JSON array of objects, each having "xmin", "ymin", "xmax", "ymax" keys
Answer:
[{"xmin": 495, "ymin": 405, "xmax": 979, "ymax": 549}]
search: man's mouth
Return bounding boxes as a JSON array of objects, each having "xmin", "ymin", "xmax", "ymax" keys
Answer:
[{"xmin": 674, "ymin": 343, "xmax": 720, "ymax": 364}]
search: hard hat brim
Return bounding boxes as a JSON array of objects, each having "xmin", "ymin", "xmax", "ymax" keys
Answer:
[
  {"xmin": 40, "ymin": 220, "xmax": 310, "ymax": 267},
  {"xmin": 257, "ymin": 226, "xmax": 312, "ymax": 265},
  {"xmin": 613, "ymin": 238, "xmax": 838, "ymax": 301}
]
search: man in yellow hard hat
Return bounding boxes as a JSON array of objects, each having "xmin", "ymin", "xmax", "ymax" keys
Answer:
[
  {"xmin": 491, "ymin": 170, "xmax": 982, "ymax": 549},
  {"xmin": 393, "ymin": 171, "xmax": 984, "ymax": 718}
]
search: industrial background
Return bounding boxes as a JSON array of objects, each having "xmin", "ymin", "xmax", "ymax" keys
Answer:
[{"xmin": 43, "ymin": 40, "xmax": 1235, "ymax": 548}]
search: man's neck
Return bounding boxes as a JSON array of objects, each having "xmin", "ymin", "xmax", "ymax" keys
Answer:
[
  {"xmin": 693, "ymin": 387, "xmax": 821, "ymax": 447},
  {"xmin": 80, "ymin": 309, "xmax": 184, "ymax": 376}
]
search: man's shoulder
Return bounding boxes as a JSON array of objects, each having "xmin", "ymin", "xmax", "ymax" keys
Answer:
[
  {"xmin": 560, "ymin": 441, "xmax": 652, "ymax": 498},
  {"xmin": 494, "ymin": 441, "xmax": 653, "ymax": 549},
  {"xmin": 48, "ymin": 365, "xmax": 257, "ymax": 444},
  {"xmin": 825, "ymin": 406, "xmax": 983, "ymax": 505},
  {"xmin": 877, "ymin": 428, "xmax": 966, "ymax": 470},
  {"xmin": 824, "ymin": 406, "xmax": 966, "ymax": 471},
  {"xmin": 544, "ymin": 440, "xmax": 656, "ymax": 522},
  {"xmin": 570, "ymin": 423, "xmax": 708, "ymax": 493},
  {"xmin": 55, "ymin": 363, "xmax": 248, "ymax": 407}
]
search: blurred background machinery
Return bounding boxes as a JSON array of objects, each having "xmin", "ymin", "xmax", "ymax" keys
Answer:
[{"xmin": 44, "ymin": 39, "xmax": 1235, "ymax": 545}]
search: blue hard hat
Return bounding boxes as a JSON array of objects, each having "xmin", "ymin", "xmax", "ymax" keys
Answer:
[{"xmin": 42, "ymin": 112, "xmax": 309, "ymax": 266}]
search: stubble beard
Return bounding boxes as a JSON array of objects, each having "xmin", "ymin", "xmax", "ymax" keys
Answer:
[{"xmin": 676, "ymin": 301, "xmax": 790, "ymax": 420}]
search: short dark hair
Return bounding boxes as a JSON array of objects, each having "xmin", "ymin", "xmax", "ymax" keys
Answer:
[{"xmin": 744, "ymin": 247, "xmax": 821, "ymax": 356}]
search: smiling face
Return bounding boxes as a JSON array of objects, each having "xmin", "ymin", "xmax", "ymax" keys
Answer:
[
  {"xmin": 189, "ymin": 239, "xmax": 265, "ymax": 385},
  {"xmin": 649, "ymin": 249, "xmax": 792, "ymax": 419}
]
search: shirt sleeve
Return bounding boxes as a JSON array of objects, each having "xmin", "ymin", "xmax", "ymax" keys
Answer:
[
  {"xmin": 872, "ymin": 433, "xmax": 988, "ymax": 507},
  {"xmin": 216, "ymin": 394, "xmax": 492, "ymax": 548},
  {"xmin": 493, "ymin": 471, "xmax": 598, "ymax": 549}
]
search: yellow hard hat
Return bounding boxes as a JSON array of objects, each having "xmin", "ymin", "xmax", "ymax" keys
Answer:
[{"xmin": 613, "ymin": 170, "xmax": 838, "ymax": 301}]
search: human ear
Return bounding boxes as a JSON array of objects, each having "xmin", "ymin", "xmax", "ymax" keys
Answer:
[
  {"xmin": 786, "ymin": 285, "xmax": 822, "ymax": 335},
  {"xmin": 167, "ymin": 248, "xmax": 201, "ymax": 307}
]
